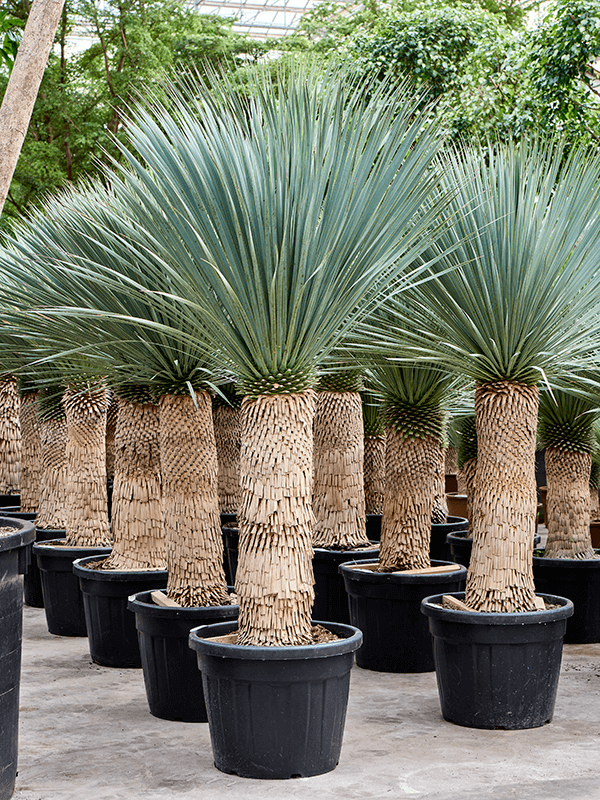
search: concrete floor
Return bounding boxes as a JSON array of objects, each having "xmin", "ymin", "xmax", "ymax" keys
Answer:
[{"xmin": 13, "ymin": 602, "xmax": 600, "ymax": 800}]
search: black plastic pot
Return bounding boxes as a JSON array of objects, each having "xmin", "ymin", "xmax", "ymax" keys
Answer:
[
  {"xmin": 128, "ymin": 590, "xmax": 239, "ymax": 721},
  {"xmin": 219, "ymin": 515, "xmax": 237, "ymax": 585},
  {"xmin": 313, "ymin": 545, "xmax": 379, "ymax": 625},
  {"xmin": 421, "ymin": 591, "xmax": 573, "ymax": 730},
  {"xmin": 73, "ymin": 556, "xmax": 167, "ymax": 667},
  {"xmin": 0, "ymin": 511, "xmax": 43, "ymax": 608},
  {"xmin": 0, "ymin": 517, "xmax": 35, "ymax": 800},
  {"xmin": 430, "ymin": 516, "xmax": 468, "ymax": 561},
  {"xmin": 366, "ymin": 514, "xmax": 382, "ymax": 541},
  {"xmin": 0, "ymin": 494, "xmax": 19, "ymax": 509},
  {"xmin": 34, "ymin": 540, "xmax": 112, "ymax": 636},
  {"xmin": 532, "ymin": 554, "xmax": 600, "ymax": 644},
  {"xmin": 340, "ymin": 559, "xmax": 467, "ymax": 672},
  {"xmin": 220, "ymin": 513, "xmax": 237, "ymax": 527},
  {"xmin": 189, "ymin": 620, "xmax": 362, "ymax": 779},
  {"xmin": 222, "ymin": 526, "xmax": 239, "ymax": 584},
  {"xmin": 447, "ymin": 532, "xmax": 542, "ymax": 570}
]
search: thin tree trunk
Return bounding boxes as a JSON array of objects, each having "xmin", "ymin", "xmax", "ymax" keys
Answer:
[
  {"xmin": 364, "ymin": 434, "xmax": 385, "ymax": 515},
  {"xmin": 103, "ymin": 398, "xmax": 165, "ymax": 571},
  {"xmin": 213, "ymin": 403, "xmax": 241, "ymax": 515},
  {"xmin": 0, "ymin": 0, "xmax": 66, "ymax": 215},
  {"xmin": 159, "ymin": 392, "xmax": 229, "ymax": 607},
  {"xmin": 19, "ymin": 390, "xmax": 41, "ymax": 512},
  {"xmin": 465, "ymin": 381, "xmax": 538, "ymax": 612},
  {"xmin": 378, "ymin": 429, "xmax": 437, "ymax": 571},
  {"xmin": 36, "ymin": 415, "xmax": 68, "ymax": 530},
  {"xmin": 236, "ymin": 392, "xmax": 315, "ymax": 646},
  {"xmin": 544, "ymin": 447, "xmax": 595, "ymax": 559},
  {"xmin": 313, "ymin": 391, "xmax": 369, "ymax": 549},
  {"xmin": 0, "ymin": 379, "xmax": 20, "ymax": 494},
  {"xmin": 432, "ymin": 443, "xmax": 448, "ymax": 523},
  {"xmin": 63, "ymin": 384, "xmax": 111, "ymax": 547}
]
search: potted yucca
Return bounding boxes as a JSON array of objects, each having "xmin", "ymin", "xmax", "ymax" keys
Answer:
[
  {"xmin": 22, "ymin": 62, "xmax": 453, "ymax": 777},
  {"xmin": 360, "ymin": 138, "xmax": 600, "ymax": 729}
]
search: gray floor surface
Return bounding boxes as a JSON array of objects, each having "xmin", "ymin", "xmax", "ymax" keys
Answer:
[{"xmin": 13, "ymin": 600, "xmax": 600, "ymax": 800}]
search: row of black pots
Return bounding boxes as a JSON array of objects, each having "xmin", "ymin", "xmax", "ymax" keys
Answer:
[
  {"xmin": 446, "ymin": 530, "xmax": 542, "ymax": 569},
  {"xmin": 0, "ymin": 517, "xmax": 35, "ymax": 800}
]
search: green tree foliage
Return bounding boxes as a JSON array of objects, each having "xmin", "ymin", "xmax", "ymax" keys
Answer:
[{"xmin": 0, "ymin": 10, "xmax": 24, "ymax": 73}]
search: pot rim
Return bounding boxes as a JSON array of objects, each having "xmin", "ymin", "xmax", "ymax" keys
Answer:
[
  {"xmin": 421, "ymin": 591, "xmax": 574, "ymax": 625},
  {"xmin": 533, "ymin": 552, "xmax": 600, "ymax": 569},
  {"xmin": 33, "ymin": 539, "xmax": 111, "ymax": 556},
  {"xmin": 314, "ymin": 544, "xmax": 380, "ymax": 559},
  {"xmin": 0, "ymin": 516, "xmax": 35, "ymax": 553},
  {"xmin": 431, "ymin": 515, "xmax": 468, "ymax": 529},
  {"xmin": 339, "ymin": 559, "xmax": 467, "ymax": 584},
  {"xmin": 128, "ymin": 589, "xmax": 239, "ymax": 619},
  {"xmin": 189, "ymin": 620, "xmax": 363, "ymax": 660},
  {"xmin": 73, "ymin": 554, "xmax": 168, "ymax": 580}
]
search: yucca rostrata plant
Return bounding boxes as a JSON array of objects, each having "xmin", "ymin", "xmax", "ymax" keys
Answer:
[
  {"xmin": 212, "ymin": 384, "xmax": 242, "ymax": 517},
  {"xmin": 367, "ymin": 364, "xmax": 451, "ymax": 571},
  {"xmin": 591, "ymin": 424, "xmax": 600, "ymax": 519},
  {"xmin": 313, "ymin": 369, "xmax": 371, "ymax": 549},
  {"xmin": 538, "ymin": 388, "xmax": 599, "ymax": 559},
  {"xmin": 361, "ymin": 138, "xmax": 600, "ymax": 612},
  {"xmin": 0, "ymin": 375, "xmax": 20, "ymax": 496},
  {"xmin": 361, "ymin": 386, "xmax": 385, "ymax": 516}
]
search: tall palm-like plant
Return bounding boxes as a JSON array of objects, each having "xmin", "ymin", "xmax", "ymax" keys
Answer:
[
  {"xmin": 358, "ymin": 138, "xmax": 600, "ymax": 612},
  {"xmin": 538, "ymin": 388, "xmax": 599, "ymax": 559}
]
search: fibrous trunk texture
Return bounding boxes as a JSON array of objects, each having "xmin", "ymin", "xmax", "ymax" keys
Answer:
[
  {"xmin": 463, "ymin": 457, "xmax": 477, "ymax": 522},
  {"xmin": 213, "ymin": 403, "xmax": 241, "ymax": 515},
  {"xmin": 544, "ymin": 447, "xmax": 595, "ymax": 559},
  {"xmin": 104, "ymin": 399, "xmax": 165, "ymax": 571},
  {"xmin": 236, "ymin": 392, "xmax": 315, "ymax": 646},
  {"xmin": 432, "ymin": 443, "xmax": 448, "ymax": 523},
  {"xmin": 105, "ymin": 397, "xmax": 117, "ymax": 481},
  {"xmin": 312, "ymin": 391, "xmax": 369, "ymax": 549},
  {"xmin": 457, "ymin": 469, "xmax": 468, "ymax": 494},
  {"xmin": 591, "ymin": 487, "xmax": 599, "ymax": 519},
  {"xmin": 465, "ymin": 382, "xmax": 538, "ymax": 612},
  {"xmin": 63, "ymin": 384, "xmax": 111, "ymax": 547},
  {"xmin": 445, "ymin": 445, "xmax": 458, "ymax": 476},
  {"xmin": 36, "ymin": 416, "xmax": 68, "ymax": 530},
  {"xmin": 160, "ymin": 392, "xmax": 229, "ymax": 607},
  {"xmin": 19, "ymin": 391, "xmax": 41, "ymax": 512},
  {"xmin": 364, "ymin": 435, "xmax": 385, "ymax": 515},
  {"xmin": 0, "ymin": 379, "xmax": 21, "ymax": 494},
  {"xmin": 378, "ymin": 429, "xmax": 437, "ymax": 572}
]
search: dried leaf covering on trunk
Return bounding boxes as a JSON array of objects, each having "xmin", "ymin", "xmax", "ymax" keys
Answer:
[
  {"xmin": 591, "ymin": 487, "xmax": 599, "ymax": 519},
  {"xmin": 105, "ymin": 397, "xmax": 118, "ymax": 481},
  {"xmin": 364, "ymin": 435, "xmax": 385, "ymax": 515},
  {"xmin": 63, "ymin": 384, "xmax": 112, "ymax": 547},
  {"xmin": 312, "ymin": 391, "xmax": 369, "ymax": 549},
  {"xmin": 19, "ymin": 391, "xmax": 41, "ymax": 512},
  {"xmin": 0, "ymin": 378, "xmax": 21, "ymax": 494},
  {"xmin": 160, "ymin": 392, "xmax": 229, "ymax": 607},
  {"xmin": 213, "ymin": 404, "xmax": 241, "ymax": 515},
  {"xmin": 378, "ymin": 429, "xmax": 438, "ymax": 571},
  {"xmin": 432, "ymin": 443, "xmax": 448, "ymax": 523},
  {"xmin": 36, "ymin": 415, "xmax": 68, "ymax": 530},
  {"xmin": 236, "ymin": 392, "xmax": 315, "ymax": 646},
  {"xmin": 544, "ymin": 447, "xmax": 596, "ymax": 559},
  {"xmin": 103, "ymin": 398, "xmax": 166, "ymax": 571},
  {"xmin": 445, "ymin": 445, "xmax": 458, "ymax": 475},
  {"xmin": 463, "ymin": 457, "xmax": 477, "ymax": 522},
  {"xmin": 465, "ymin": 382, "xmax": 538, "ymax": 612}
]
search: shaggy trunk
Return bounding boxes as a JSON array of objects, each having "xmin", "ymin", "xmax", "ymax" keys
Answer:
[
  {"xmin": 105, "ymin": 397, "xmax": 118, "ymax": 481},
  {"xmin": 463, "ymin": 457, "xmax": 477, "ymax": 522},
  {"xmin": 544, "ymin": 447, "xmax": 595, "ymax": 559},
  {"xmin": 159, "ymin": 392, "xmax": 229, "ymax": 607},
  {"xmin": 103, "ymin": 399, "xmax": 166, "ymax": 571},
  {"xmin": 456, "ymin": 469, "xmax": 468, "ymax": 494},
  {"xmin": 236, "ymin": 392, "xmax": 315, "ymax": 646},
  {"xmin": 591, "ymin": 487, "xmax": 599, "ymax": 519},
  {"xmin": 36, "ymin": 415, "xmax": 68, "ymax": 530},
  {"xmin": 364, "ymin": 435, "xmax": 385, "ymax": 515},
  {"xmin": 19, "ymin": 391, "xmax": 41, "ymax": 512},
  {"xmin": 213, "ymin": 403, "xmax": 241, "ymax": 515},
  {"xmin": 378, "ymin": 430, "xmax": 438, "ymax": 572},
  {"xmin": 445, "ymin": 445, "xmax": 458, "ymax": 476},
  {"xmin": 63, "ymin": 384, "xmax": 111, "ymax": 547},
  {"xmin": 465, "ymin": 381, "xmax": 538, "ymax": 612},
  {"xmin": 312, "ymin": 391, "xmax": 369, "ymax": 549},
  {"xmin": 0, "ymin": 379, "xmax": 21, "ymax": 494},
  {"xmin": 432, "ymin": 443, "xmax": 448, "ymax": 523}
]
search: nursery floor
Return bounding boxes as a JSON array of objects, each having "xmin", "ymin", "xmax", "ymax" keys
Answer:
[{"xmin": 14, "ymin": 599, "xmax": 600, "ymax": 800}]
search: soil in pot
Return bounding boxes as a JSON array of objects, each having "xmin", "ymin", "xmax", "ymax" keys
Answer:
[
  {"xmin": 188, "ymin": 619, "xmax": 362, "ymax": 779},
  {"xmin": 34, "ymin": 539, "xmax": 112, "ymax": 636},
  {"xmin": 421, "ymin": 591, "xmax": 573, "ymax": 730},
  {"xmin": 0, "ymin": 518, "xmax": 35, "ymax": 800},
  {"xmin": 313, "ymin": 544, "xmax": 379, "ymax": 625},
  {"xmin": 73, "ymin": 555, "xmax": 168, "ymax": 667},
  {"xmin": 128, "ymin": 590, "xmax": 239, "ymax": 721},
  {"xmin": 340, "ymin": 559, "xmax": 467, "ymax": 672},
  {"xmin": 532, "ymin": 552, "xmax": 600, "ymax": 643}
]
